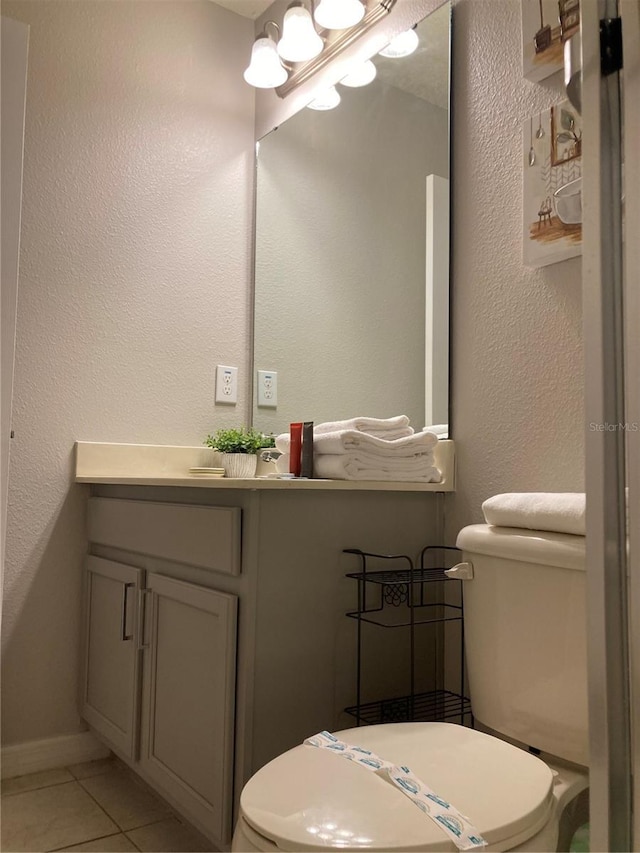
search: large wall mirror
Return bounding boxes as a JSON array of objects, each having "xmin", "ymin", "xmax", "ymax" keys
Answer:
[{"xmin": 252, "ymin": 1, "xmax": 451, "ymax": 437}]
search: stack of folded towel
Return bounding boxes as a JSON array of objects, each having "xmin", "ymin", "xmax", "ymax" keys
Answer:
[{"xmin": 276, "ymin": 416, "xmax": 442, "ymax": 483}]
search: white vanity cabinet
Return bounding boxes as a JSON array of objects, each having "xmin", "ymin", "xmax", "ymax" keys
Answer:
[
  {"xmin": 81, "ymin": 498, "xmax": 240, "ymax": 847},
  {"xmin": 79, "ymin": 483, "xmax": 443, "ymax": 848}
]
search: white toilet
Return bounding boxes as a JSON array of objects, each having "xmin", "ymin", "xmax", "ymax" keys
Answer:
[{"xmin": 232, "ymin": 523, "xmax": 589, "ymax": 852}]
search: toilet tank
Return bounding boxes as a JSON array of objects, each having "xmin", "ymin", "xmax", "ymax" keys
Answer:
[{"xmin": 455, "ymin": 524, "xmax": 588, "ymax": 766}]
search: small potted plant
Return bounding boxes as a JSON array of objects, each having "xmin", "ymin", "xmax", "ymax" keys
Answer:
[{"xmin": 204, "ymin": 427, "xmax": 265, "ymax": 478}]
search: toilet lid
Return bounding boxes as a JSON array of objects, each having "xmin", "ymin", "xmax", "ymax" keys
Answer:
[{"xmin": 240, "ymin": 723, "xmax": 555, "ymax": 851}]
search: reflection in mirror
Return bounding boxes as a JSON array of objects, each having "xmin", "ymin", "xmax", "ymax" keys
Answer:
[{"xmin": 253, "ymin": 2, "xmax": 451, "ymax": 438}]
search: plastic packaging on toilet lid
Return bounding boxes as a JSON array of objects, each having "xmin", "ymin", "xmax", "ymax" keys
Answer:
[{"xmin": 240, "ymin": 723, "xmax": 555, "ymax": 851}]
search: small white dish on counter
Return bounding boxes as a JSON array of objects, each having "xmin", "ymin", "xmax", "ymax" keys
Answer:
[{"xmin": 188, "ymin": 467, "xmax": 226, "ymax": 477}]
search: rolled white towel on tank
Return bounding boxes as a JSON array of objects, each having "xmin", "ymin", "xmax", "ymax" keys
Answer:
[
  {"xmin": 313, "ymin": 415, "xmax": 414, "ymax": 439},
  {"xmin": 276, "ymin": 429, "xmax": 437, "ymax": 457},
  {"xmin": 314, "ymin": 454, "xmax": 442, "ymax": 483},
  {"xmin": 482, "ymin": 492, "xmax": 586, "ymax": 536}
]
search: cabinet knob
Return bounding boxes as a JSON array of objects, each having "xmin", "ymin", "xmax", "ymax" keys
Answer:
[{"xmin": 444, "ymin": 562, "xmax": 474, "ymax": 580}]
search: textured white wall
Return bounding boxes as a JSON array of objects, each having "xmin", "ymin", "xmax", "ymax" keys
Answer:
[
  {"xmin": 1, "ymin": 0, "xmax": 255, "ymax": 745},
  {"xmin": 446, "ymin": 0, "xmax": 585, "ymax": 538},
  {"xmin": 253, "ymin": 84, "xmax": 448, "ymax": 435}
]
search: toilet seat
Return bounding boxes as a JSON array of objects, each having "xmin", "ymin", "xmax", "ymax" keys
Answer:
[{"xmin": 238, "ymin": 723, "xmax": 556, "ymax": 851}]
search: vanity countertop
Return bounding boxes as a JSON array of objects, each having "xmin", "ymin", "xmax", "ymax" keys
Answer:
[{"xmin": 74, "ymin": 440, "xmax": 455, "ymax": 492}]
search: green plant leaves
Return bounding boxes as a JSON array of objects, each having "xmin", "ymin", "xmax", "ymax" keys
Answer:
[{"xmin": 204, "ymin": 427, "xmax": 266, "ymax": 454}]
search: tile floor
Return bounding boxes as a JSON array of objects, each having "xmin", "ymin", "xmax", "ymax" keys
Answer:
[{"xmin": 1, "ymin": 756, "xmax": 217, "ymax": 853}]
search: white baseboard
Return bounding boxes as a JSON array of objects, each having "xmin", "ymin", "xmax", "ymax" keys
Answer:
[{"xmin": 1, "ymin": 730, "xmax": 110, "ymax": 779}]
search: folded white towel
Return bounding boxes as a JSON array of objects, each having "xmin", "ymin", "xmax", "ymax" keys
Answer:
[
  {"xmin": 339, "ymin": 449, "xmax": 435, "ymax": 471},
  {"xmin": 314, "ymin": 454, "xmax": 442, "ymax": 483},
  {"xmin": 482, "ymin": 492, "xmax": 586, "ymax": 536},
  {"xmin": 276, "ymin": 451, "xmax": 441, "ymax": 482},
  {"xmin": 276, "ymin": 429, "xmax": 437, "ymax": 457},
  {"xmin": 423, "ymin": 424, "xmax": 448, "ymax": 439},
  {"xmin": 313, "ymin": 416, "xmax": 414, "ymax": 440}
]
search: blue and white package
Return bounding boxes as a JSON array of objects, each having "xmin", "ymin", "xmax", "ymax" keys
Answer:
[{"xmin": 304, "ymin": 731, "xmax": 487, "ymax": 851}]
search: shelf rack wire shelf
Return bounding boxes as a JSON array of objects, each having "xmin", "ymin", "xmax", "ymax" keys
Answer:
[{"xmin": 344, "ymin": 546, "xmax": 472, "ymax": 727}]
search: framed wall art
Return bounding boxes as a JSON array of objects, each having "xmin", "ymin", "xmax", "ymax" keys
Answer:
[
  {"xmin": 522, "ymin": 0, "xmax": 580, "ymax": 82},
  {"xmin": 523, "ymin": 100, "xmax": 582, "ymax": 268}
]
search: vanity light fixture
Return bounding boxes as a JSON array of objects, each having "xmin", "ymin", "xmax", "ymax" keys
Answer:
[
  {"xmin": 306, "ymin": 85, "xmax": 341, "ymax": 110},
  {"xmin": 340, "ymin": 58, "xmax": 377, "ymax": 87},
  {"xmin": 314, "ymin": 0, "xmax": 365, "ymax": 30},
  {"xmin": 277, "ymin": 3, "xmax": 324, "ymax": 63},
  {"xmin": 378, "ymin": 26, "xmax": 419, "ymax": 58},
  {"xmin": 244, "ymin": 26, "xmax": 288, "ymax": 88},
  {"xmin": 243, "ymin": 1, "xmax": 398, "ymax": 96}
]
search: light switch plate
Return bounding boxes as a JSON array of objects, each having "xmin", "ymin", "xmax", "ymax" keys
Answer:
[{"xmin": 215, "ymin": 365, "xmax": 238, "ymax": 404}]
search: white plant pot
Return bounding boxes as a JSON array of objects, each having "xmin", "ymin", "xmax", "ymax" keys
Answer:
[{"xmin": 222, "ymin": 453, "xmax": 258, "ymax": 478}]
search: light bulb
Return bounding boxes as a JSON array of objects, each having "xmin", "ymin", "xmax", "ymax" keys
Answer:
[
  {"xmin": 378, "ymin": 28, "xmax": 419, "ymax": 58},
  {"xmin": 307, "ymin": 86, "xmax": 341, "ymax": 110},
  {"xmin": 340, "ymin": 59, "xmax": 377, "ymax": 87},
  {"xmin": 277, "ymin": 4, "xmax": 323, "ymax": 63},
  {"xmin": 314, "ymin": 0, "xmax": 364, "ymax": 30},
  {"xmin": 243, "ymin": 34, "xmax": 288, "ymax": 88}
]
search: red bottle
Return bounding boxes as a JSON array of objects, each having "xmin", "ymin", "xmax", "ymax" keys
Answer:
[{"xmin": 289, "ymin": 422, "xmax": 303, "ymax": 477}]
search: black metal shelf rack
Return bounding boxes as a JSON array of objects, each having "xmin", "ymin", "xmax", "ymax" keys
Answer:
[{"xmin": 344, "ymin": 546, "xmax": 472, "ymax": 727}]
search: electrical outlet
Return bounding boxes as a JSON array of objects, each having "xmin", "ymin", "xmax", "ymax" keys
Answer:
[
  {"xmin": 257, "ymin": 369, "xmax": 277, "ymax": 408},
  {"xmin": 215, "ymin": 365, "xmax": 238, "ymax": 404}
]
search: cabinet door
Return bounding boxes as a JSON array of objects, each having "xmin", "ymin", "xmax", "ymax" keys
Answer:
[
  {"xmin": 81, "ymin": 557, "xmax": 143, "ymax": 759},
  {"xmin": 139, "ymin": 573, "xmax": 237, "ymax": 846}
]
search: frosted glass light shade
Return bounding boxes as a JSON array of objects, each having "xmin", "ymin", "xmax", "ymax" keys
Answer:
[
  {"xmin": 277, "ymin": 5, "xmax": 323, "ymax": 62},
  {"xmin": 314, "ymin": 0, "xmax": 364, "ymax": 30},
  {"xmin": 378, "ymin": 28, "xmax": 419, "ymax": 58},
  {"xmin": 340, "ymin": 59, "xmax": 377, "ymax": 87},
  {"xmin": 244, "ymin": 35, "xmax": 288, "ymax": 88},
  {"xmin": 307, "ymin": 86, "xmax": 341, "ymax": 110}
]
